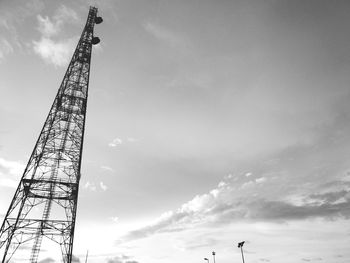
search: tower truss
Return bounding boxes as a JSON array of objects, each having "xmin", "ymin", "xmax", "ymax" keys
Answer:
[{"xmin": 0, "ymin": 6, "xmax": 102, "ymax": 263}]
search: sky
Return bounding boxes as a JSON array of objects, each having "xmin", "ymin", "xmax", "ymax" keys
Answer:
[{"xmin": 0, "ymin": 0, "xmax": 350, "ymax": 262}]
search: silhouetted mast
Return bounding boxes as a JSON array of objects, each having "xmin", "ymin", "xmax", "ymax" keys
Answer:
[
  {"xmin": 85, "ymin": 250, "xmax": 89, "ymax": 263},
  {"xmin": 0, "ymin": 6, "xmax": 102, "ymax": 263}
]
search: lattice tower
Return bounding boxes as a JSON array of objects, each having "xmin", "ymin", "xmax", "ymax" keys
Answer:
[{"xmin": 0, "ymin": 6, "xmax": 102, "ymax": 263}]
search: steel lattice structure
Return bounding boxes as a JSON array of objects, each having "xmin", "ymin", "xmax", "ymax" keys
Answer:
[{"xmin": 0, "ymin": 6, "xmax": 102, "ymax": 263}]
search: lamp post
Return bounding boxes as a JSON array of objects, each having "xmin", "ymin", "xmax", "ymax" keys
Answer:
[
  {"xmin": 212, "ymin": 251, "xmax": 216, "ymax": 263},
  {"xmin": 204, "ymin": 258, "xmax": 209, "ymax": 263},
  {"xmin": 85, "ymin": 250, "xmax": 89, "ymax": 263},
  {"xmin": 237, "ymin": 241, "xmax": 245, "ymax": 263}
]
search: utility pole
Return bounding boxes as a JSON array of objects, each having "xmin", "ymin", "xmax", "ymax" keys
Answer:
[
  {"xmin": 238, "ymin": 241, "xmax": 245, "ymax": 263},
  {"xmin": 85, "ymin": 250, "xmax": 89, "ymax": 263},
  {"xmin": 212, "ymin": 251, "xmax": 216, "ymax": 263},
  {"xmin": 0, "ymin": 6, "xmax": 102, "ymax": 263}
]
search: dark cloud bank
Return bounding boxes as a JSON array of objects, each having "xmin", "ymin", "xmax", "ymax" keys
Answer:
[{"xmin": 119, "ymin": 178, "xmax": 350, "ymax": 243}]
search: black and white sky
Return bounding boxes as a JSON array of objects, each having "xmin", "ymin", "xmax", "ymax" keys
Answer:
[{"xmin": 1, "ymin": 0, "xmax": 350, "ymax": 263}]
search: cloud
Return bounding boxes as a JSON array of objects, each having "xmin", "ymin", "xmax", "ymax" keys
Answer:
[
  {"xmin": 71, "ymin": 255, "xmax": 80, "ymax": 263},
  {"xmin": 109, "ymin": 138, "xmax": 123, "ymax": 147},
  {"xmin": 32, "ymin": 5, "xmax": 79, "ymax": 67},
  {"xmin": 54, "ymin": 5, "xmax": 79, "ymax": 25},
  {"xmin": 101, "ymin": 165, "xmax": 114, "ymax": 172},
  {"xmin": 127, "ymin": 137, "xmax": 138, "ymax": 143},
  {"xmin": 0, "ymin": 158, "xmax": 24, "ymax": 176},
  {"xmin": 255, "ymin": 177, "xmax": 266, "ymax": 184},
  {"xmin": 143, "ymin": 22, "xmax": 190, "ymax": 48},
  {"xmin": 109, "ymin": 137, "xmax": 138, "ymax": 147},
  {"xmin": 0, "ymin": 16, "xmax": 11, "ymax": 30},
  {"xmin": 0, "ymin": 0, "xmax": 45, "ymax": 59},
  {"xmin": 107, "ymin": 255, "xmax": 139, "ymax": 263},
  {"xmin": 108, "ymin": 257, "xmax": 123, "ymax": 263},
  {"xmin": 33, "ymin": 37, "xmax": 76, "ymax": 67},
  {"xmin": 307, "ymin": 190, "xmax": 350, "ymax": 205},
  {"xmin": 0, "ymin": 178, "xmax": 18, "ymax": 188},
  {"xmin": 83, "ymin": 181, "xmax": 108, "ymax": 191},
  {"xmin": 0, "ymin": 157, "xmax": 25, "ymax": 188},
  {"xmin": 176, "ymin": 236, "xmax": 217, "ymax": 251},
  {"xmin": 37, "ymin": 15, "xmax": 59, "ymax": 37},
  {"xmin": 36, "ymin": 5, "xmax": 79, "ymax": 37},
  {"xmin": 83, "ymin": 181, "xmax": 97, "ymax": 191},
  {"xmin": 38, "ymin": 258, "xmax": 56, "ymax": 263},
  {"xmin": 110, "ymin": 216, "xmax": 119, "ymax": 223},
  {"xmin": 0, "ymin": 38, "xmax": 14, "ymax": 62},
  {"xmin": 100, "ymin": 181, "xmax": 108, "ymax": 191},
  {"xmin": 119, "ymin": 174, "xmax": 350, "ymax": 243}
]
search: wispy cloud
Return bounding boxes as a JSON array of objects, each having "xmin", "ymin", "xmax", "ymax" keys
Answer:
[
  {"xmin": 119, "ymin": 173, "xmax": 350, "ymax": 243},
  {"xmin": 110, "ymin": 216, "xmax": 119, "ymax": 223},
  {"xmin": 72, "ymin": 255, "xmax": 80, "ymax": 263},
  {"xmin": 38, "ymin": 258, "xmax": 56, "ymax": 263},
  {"xmin": 36, "ymin": 5, "xmax": 79, "ymax": 37},
  {"xmin": 0, "ymin": 17, "xmax": 11, "ymax": 30},
  {"xmin": 143, "ymin": 22, "xmax": 190, "ymax": 48},
  {"xmin": 33, "ymin": 37, "xmax": 76, "ymax": 67},
  {"xmin": 302, "ymin": 257, "xmax": 323, "ymax": 262},
  {"xmin": 0, "ymin": 38, "xmax": 14, "ymax": 62},
  {"xmin": 255, "ymin": 177, "xmax": 266, "ymax": 184},
  {"xmin": 32, "ymin": 5, "xmax": 79, "ymax": 67},
  {"xmin": 101, "ymin": 165, "xmax": 114, "ymax": 172},
  {"xmin": 54, "ymin": 5, "xmax": 79, "ymax": 25},
  {"xmin": 83, "ymin": 181, "xmax": 108, "ymax": 191},
  {"xmin": 0, "ymin": 178, "xmax": 18, "ymax": 188},
  {"xmin": 245, "ymin": 172, "xmax": 252, "ymax": 177},
  {"xmin": 108, "ymin": 137, "xmax": 138, "ymax": 147},
  {"xmin": 107, "ymin": 254, "xmax": 139, "ymax": 263},
  {"xmin": 0, "ymin": 157, "xmax": 25, "ymax": 188},
  {"xmin": 0, "ymin": 0, "xmax": 45, "ymax": 60},
  {"xmin": 83, "ymin": 181, "xmax": 97, "ymax": 191},
  {"xmin": 100, "ymin": 181, "xmax": 108, "ymax": 191},
  {"xmin": 37, "ymin": 15, "xmax": 60, "ymax": 37},
  {"xmin": 109, "ymin": 138, "xmax": 123, "ymax": 147},
  {"xmin": 127, "ymin": 137, "xmax": 138, "ymax": 143},
  {"xmin": 175, "ymin": 236, "xmax": 217, "ymax": 251}
]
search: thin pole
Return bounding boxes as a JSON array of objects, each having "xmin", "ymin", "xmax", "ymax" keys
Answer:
[
  {"xmin": 212, "ymin": 251, "xmax": 216, "ymax": 263},
  {"xmin": 240, "ymin": 246, "xmax": 245, "ymax": 263},
  {"xmin": 85, "ymin": 250, "xmax": 89, "ymax": 263}
]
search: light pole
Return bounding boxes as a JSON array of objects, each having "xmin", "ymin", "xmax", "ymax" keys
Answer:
[
  {"xmin": 237, "ymin": 241, "xmax": 245, "ymax": 263},
  {"xmin": 212, "ymin": 251, "xmax": 216, "ymax": 263},
  {"xmin": 204, "ymin": 257, "xmax": 209, "ymax": 263}
]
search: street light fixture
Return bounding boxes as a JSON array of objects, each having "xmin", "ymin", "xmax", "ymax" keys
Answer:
[
  {"xmin": 204, "ymin": 258, "xmax": 209, "ymax": 263},
  {"xmin": 237, "ymin": 241, "xmax": 245, "ymax": 263},
  {"xmin": 212, "ymin": 251, "xmax": 216, "ymax": 263}
]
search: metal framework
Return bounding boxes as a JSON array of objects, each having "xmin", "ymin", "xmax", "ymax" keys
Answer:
[{"xmin": 0, "ymin": 6, "xmax": 102, "ymax": 263}]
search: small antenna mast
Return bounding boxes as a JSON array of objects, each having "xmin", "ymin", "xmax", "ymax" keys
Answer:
[{"xmin": 85, "ymin": 250, "xmax": 89, "ymax": 263}]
